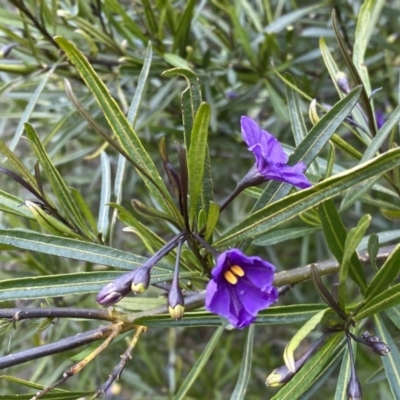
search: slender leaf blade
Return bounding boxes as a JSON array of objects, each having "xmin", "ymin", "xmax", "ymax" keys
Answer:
[
  {"xmin": 215, "ymin": 147, "xmax": 400, "ymax": 248},
  {"xmin": 174, "ymin": 327, "xmax": 224, "ymax": 400},
  {"xmin": 187, "ymin": 102, "xmax": 211, "ymax": 225},
  {"xmin": 230, "ymin": 325, "xmax": 254, "ymax": 400}
]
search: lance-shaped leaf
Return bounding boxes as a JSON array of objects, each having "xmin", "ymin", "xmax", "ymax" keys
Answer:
[
  {"xmin": 25, "ymin": 201, "xmax": 84, "ymax": 239},
  {"xmin": 338, "ymin": 214, "xmax": 371, "ymax": 306},
  {"xmin": 311, "ymin": 265, "xmax": 346, "ymax": 320},
  {"xmin": 365, "ymin": 243, "xmax": 400, "ymax": 302},
  {"xmin": 97, "ymin": 151, "xmax": 111, "ymax": 239},
  {"xmin": 0, "ymin": 229, "xmax": 171, "ymax": 271},
  {"xmin": 187, "ymin": 102, "xmax": 211, "ymax": 226},
  {"xmin": 283, "ymin": 308, "xmax": 329, "ymax": 373},
  {"xmin": 318, "ymin": 199, "xmax": 368, "ymax": 296},
  {"xmin": 162, "ymin": 68, "xmax": 201, "ymax": 147},
  {"xmin": 271, "ymin": 333, "xmax": 345, "ymax": 400},
  {"xmin": 174, "ymin": 327, "xmax": 224, "ymax": 400},
  {"xmin": 355, "ymin": 283, "xmax": 400, "ymax": 321},
  {"xmin": 24, "ymin": 123, "xmax": 91, "ymax": 238},
  {"xmin": 332, "ymin": 10, "xmax": 376, "ymax": 136},
  {"xmin": 230, "ymin": 324, "xmax": 254, "ymax": 400},
  {"xmin": 374, "ymin": 315, "xmax": 400, "ymax": 399},
  {"xmin": 0, "ymin": 139, "xmax": 39, "ymax": 194},
  {"xmin": 131, "ymin": 199, "xmax": 182, "ymax": 229},
  {"xmin": 215, "ymin": 146, "xmax": 400, "ymax": 248},
  {"xmin": 54, "ymin": 36, "xmax": 179, "ymax": 220}
]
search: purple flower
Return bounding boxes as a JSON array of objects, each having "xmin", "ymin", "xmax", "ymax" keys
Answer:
[
  {"xmin": 205, "ymin": 249, "xmax": 278, "ymax": 329},
  {"xmin": 241, "ymin": 116, "xmax": 311, "ymax": 189}
]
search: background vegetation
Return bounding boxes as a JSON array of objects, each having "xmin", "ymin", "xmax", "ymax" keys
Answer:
[{"xmin": 0, "ymin": 0, "xmax": 399, "ymax": 399}]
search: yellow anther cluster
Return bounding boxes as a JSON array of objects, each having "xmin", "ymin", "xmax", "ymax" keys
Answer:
[{"xmin": 223, "ymin": 264, "xmax": 245, "ymax": 284}]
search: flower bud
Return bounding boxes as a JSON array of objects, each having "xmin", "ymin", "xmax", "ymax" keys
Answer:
[
  {"xmin": 265, "ymin": 365, "xmax": 295, "ymax": 387},
  {"xmin": 371, "ymin": 342, "xmax": 390, "ymax": 356},
  {"xmin": 168, "ymin": 304, "xmax": 185, "ymax": 320},
  {"xmin": 168, "ymin": 281, "xmax": 184, "ymax": 320},
  {"xmin": 347, "ymin": 371, "xmax": 362, "ymax": 400},
  {"xmin": 266, "ymin": 334, "xmax": 326, "ymax": 387},
  {"xmin": 131, "ymin": 266, "xmax": 151, "ymax": 294},
  {"xmin": 336, "ymin": 72, "xmax": 351, "ymax": 94},
  {"xmin": 96, "ymin": 271, "xmax": 135, "ymax": 305}
]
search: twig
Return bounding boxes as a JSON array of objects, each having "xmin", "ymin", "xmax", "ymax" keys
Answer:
[
  {"xmin": 0, "ymin": 322, "xmax": 135, "ymax": 370},
  {"xmin": 94, "ymin": 326, "xmax": 147, "ymax": 398},
  {"xmin": 273, "ymin": 245, "xmax": 394, "ymax": 287},
  {"xmin": 31, "ymin": 322, "xmax": 127, "ymax": 400},
  {"xmin": 0, "ymin": 307, "xmax": 114, "ymax": 322}
]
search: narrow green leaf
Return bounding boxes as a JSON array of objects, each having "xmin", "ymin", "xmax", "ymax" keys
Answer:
[
  {"xmin": 253, "ymin": 86, "xmax": 362, "ymax": 210},
  {"xmin": 284, "ymin": 309, "xmax": 328, "ymax": 372},
  {"xmin": 139, "ymin": 305, "xmax": 328, "ymax": 328},
  {"xmin": 333, "ymin": 345, "xmax": 352, "ymax": 400},
  {"xmin": 374, "ymin": 315, "xmax": 400, "ymax": 399},
  {"xmin": 264, "ymin": 5, "xmax": 320, "ymax": 34},
  {"xmin": 174, "ymin": 327, "xmax": 224, "ymax": 400},
  {"xmin": 0, "ymin": 139, "xmax": 38, "ymax": 193},
  {"xmin": 0, "ymin": 229, "xmax": 171, "ymax": 271},
  {"xmin": 127, "ymin": 41, "xmax": 153, "ymax": 127},
  {"xmin": 24, "ymin": 123, "xmax": 89, "ymax": 237},
  {"xmin": 215, "ymin": 147, "xmax": 400, "ymax": 249},
  {"xmin": 355, "ymin": 283, "xmax": 400, "ymax": 321},
  {"xmin": 365, "ymin": 243, "xmax": 400, "ymax": 301},
  {"xmin": 230, "ymin": 325, "xmax": 254, "ymax": 400},
  {"xmin": 0, "ymin": 189, "xmax": 32, "ymax": 219},
  {"xmin": 8, "ymin": 64, "xmax": 57, "ymax": 152},
  {"xmin": 187, "ymin": 102, "xmax": 211, "ymax": 225},
  {"xmin": 55, "ymin": 36, "xmax": 178, "ymax": 219},
  {"xmin": 285, "ymin": 73, "xmax": 307, "ymax": 145},
  {"xmin": 338, "ymin": 214, "xmax": 371, "ymax": 305},
  {"xmin": 253, "ymin": 227, "xmax": 320, "ymax": 246},
  {"xmin": 386, "ymin": 305, "xmax": 400, "ymax": 330},
  {"xmin": 25, "ymin": 201, "xmax": 84, "ymax": 239},
  {"xmin": 353, "ymin": 0, "xmax": 382, "ymax": 95},
  {"xmin": 205, "ymin": 202, "xmax": 220, "ymax": 241},
  {"xmin": 228, "ymin": 6, "xmax": 257, "ymax": 66},
  {"xmin": 70, "ymin": 188, "xmax": 98, "ymax": 235},
  {"xmin": 103, "ymin": 0, "xmax": 148, "ymax": 45},
  {"xmin": 340, "ymin": 104, "xmax": 400, "ymax": 210},
  {"xmin": 162, "ymin": 68, "xmax": 202, "ymax": 147},
  {"xmin": 332, "ymin": 10, "xmax": 376, "ymax": 136},
  {"xmin": 97, "ymin": 151, "xmax": 111, "ymax": 238},
  {"xmin": 271, "ymin": 333, "xmax": 344, "ymax": 400},
  {"xmin": 172, "ymin": 0, "xmax": 196, "ymax": 55},
  {"xmin": 265, "ymin": 80, "xmax": 289, "ymax": 122},
  {"xmin": 0, "ymin": 271, "xmax": 189, "ymax": 301}
]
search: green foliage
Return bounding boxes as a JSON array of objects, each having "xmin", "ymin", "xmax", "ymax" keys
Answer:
[{"xmin": 0, "ymin": 1, "xmax": 399, "ymax": 399}]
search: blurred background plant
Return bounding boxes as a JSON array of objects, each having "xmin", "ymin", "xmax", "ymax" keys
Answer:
[{"xmin": 0, "ymin": 0, "xmax": 399, "ymax": 399}]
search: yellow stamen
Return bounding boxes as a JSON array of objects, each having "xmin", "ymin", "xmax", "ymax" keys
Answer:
[
  {"xmin": 224, "ymin": 270, "xmax": 238, "ymax": 284},
  {"xmin": 230, "ymin": 265, "xmax": 245, "ymax": 277}
]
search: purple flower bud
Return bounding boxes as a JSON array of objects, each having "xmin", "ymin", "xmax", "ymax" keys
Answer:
[
  {"xmin": 225, "ymin": 90, "xmax": 238, "ymax": 100},
  {"xmin": 336, "ymin": 72, "xmax": 351, "ymax": 94},
  {"xmin": 96, "ymin": 271, "xmax": 136, "ymax": 305},
  {"xmin": 131, "ymin": 266, "xmax": 151, "ymax": 294},
  {"xmin": 347, "ymin": 370, "xmax": 362, "ymax": 400},
  {"xmin": 372, "ymin": 342, "xmax": 390, "ymax": 356},
  {"xmin": 168, "ymin": 282, "xmax": 185, "ymax": 320}
]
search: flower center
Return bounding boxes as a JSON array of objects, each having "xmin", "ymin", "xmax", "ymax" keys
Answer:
[{"xmin": 223, "ymin": 264, "xmax": 245, "ymax": 285}]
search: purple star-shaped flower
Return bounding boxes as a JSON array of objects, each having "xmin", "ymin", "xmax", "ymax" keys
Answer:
[
  {"xmin": 241, "ymin": 116, "xmax": 311, "ymax": 189},
  {"xmin": 205, "ymin": 249, "xmax": 278, "ymax": 329}
]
